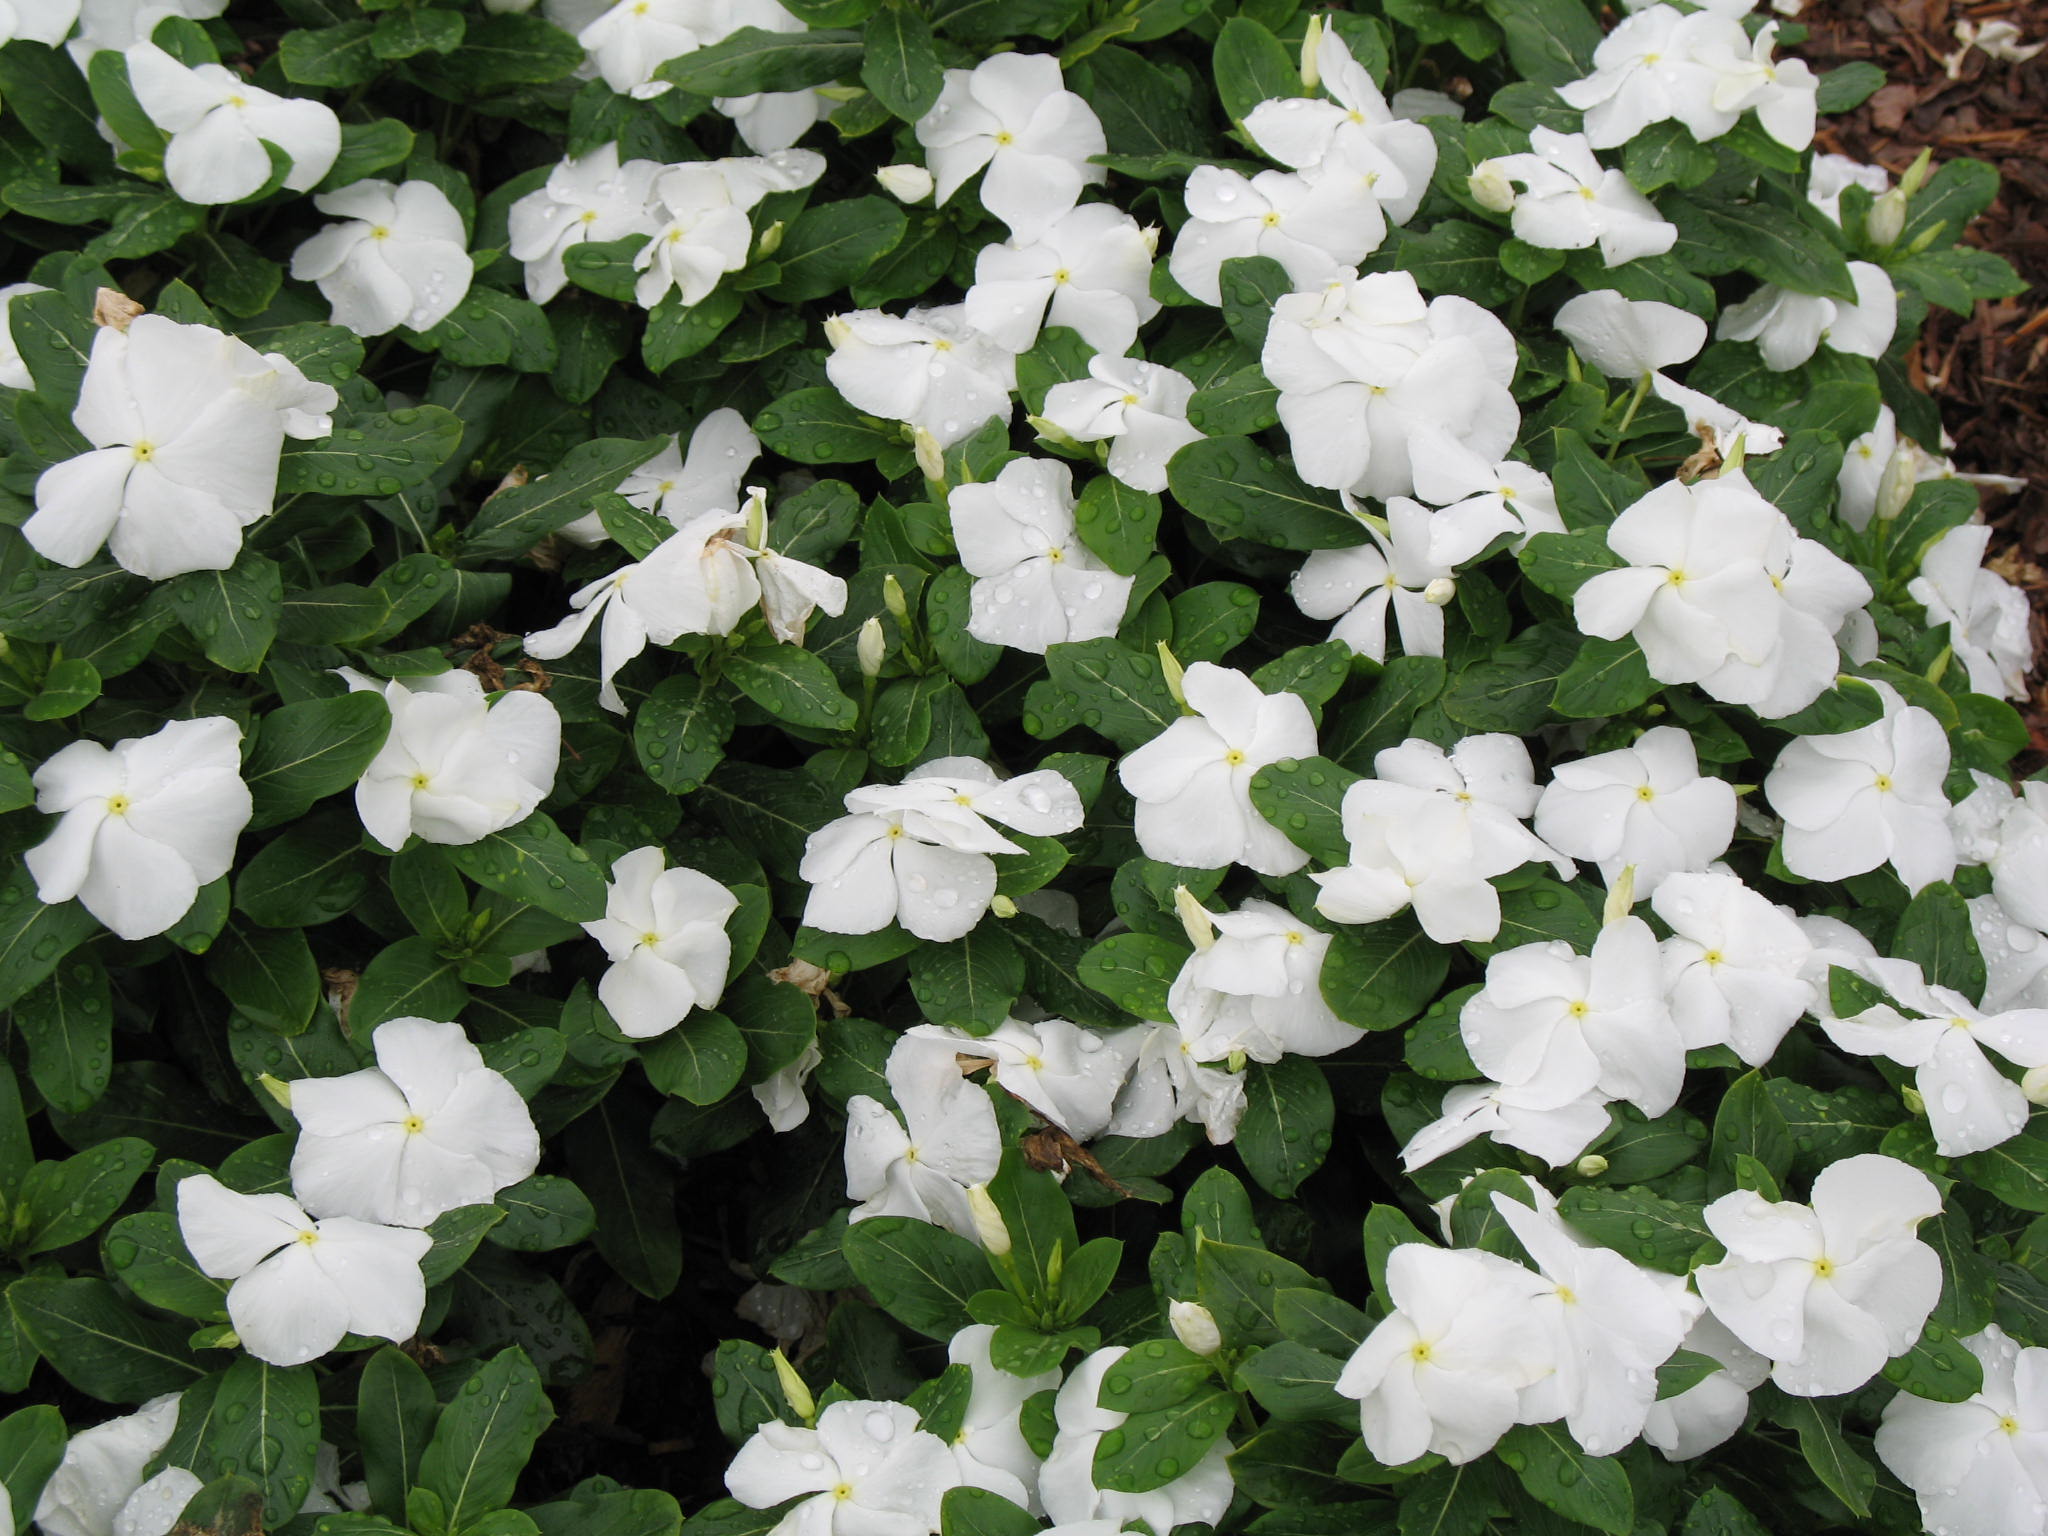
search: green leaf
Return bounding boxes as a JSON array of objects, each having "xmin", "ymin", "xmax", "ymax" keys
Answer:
[
  {"xmin": 1321, "ymin": 917, "xmax": 1449, "ymax": 1032},
  {"xmin": 7, "ymin": 1276, "xmax": 202, "ymax": 1403},
  {"xmin": 12, "ymin": 1136, "xmax": 152, "ymax": 1256},
  {"xmin": 1557, "ymin": 1185, "xmax": 1712, "ymax": 1274},
  {"xmin": 723, "ymin": 643, "xmax": 859, "ymax": 730},
  {"xmin": 1816, "ymin": 60, "xmax": 1885, "ymax": 112},
  {"xmin": 245, "ymin": 691, "xmax": 392, "ymax": 829},
  {"xmin": 1768, "ymin": 1395, "xmax": 1874, "ymax": 1518},
  {"xmin": 1079, "ymin": 932, "xmax": 1185, "ymax": 1021},
  {"xmin": 1168, "ymin": 436, "xmax": 1366, "ymax": 550},
  {"xmin": 1074, "ymin": 475, "xmax": 1162, "ymax": 576},
  {"xmin": 280, "ymin": 21, "xmax": 382, "ymax": 85},
  {"xmin": 448, "ymin": 813, "xmax": 609, "ymax": 924},
  {"xmin": 862, "ymin": 2, "xmax": 943, "ymax": 120},
  {"xmin": 633, "ymin": 676, "xmax": 734, "ymax": 795},
  {"xmin": 1960, "ymin": 1126, "xmax": 2048, "ymax": 1214},
  {"xmin": 1898, "ymin": 156, "xmax": 1999, "ymax": 252},
  {"xmin": 417, "ymin": 1346, "xmax": 555, "ymax": 1531},
  {"xmin": 1709, "ymin": 1070, "xmax": 1795, "ymax": 1198},
  {"xmin": 205, "ymin": 923, "xmax": 320, "ymax": 1035},
  {"xmin": 359, "ymin": 1346, "xmax": 439, "ymax": 1524},
  {"xmin": 842, "ymin": 1215, "xmax": 994, "ymax": 1340},
  {"xmin": 0, "ymin": 1403, "xmax": 67, "ymax": 1531},
  {"xmin": 1892, "ymin": 880, "xmax": 1985, "ymax": 1002},
  {"xmin": 490, "ymin": 1175, "xmax": 597, "ymax": 1253},
  {"xmin": 1195, "ymin": 1238, "xmax": 1325, "ymax": 1349},
  {"xmin": 1247, "ymin": 756, "xmax": 1359, "ymax": 866},
  {"xmin": 161, "ymin": 553, "xmax": 282, "ymax": 673},
  {"xmin": 372, "ymin": 6, "xmax": 465, "ymax": 57},
  {"xmin": 1234, "ymin": 1341, "xmax": 1351, "ymax": 1424},
  {"xmin": 1213, "ymin": 17, "xmax": 1298, "ymax": 123},
  {"xmin": 640, "ymin": 1012, "xmax": 749, "ymax": 1105},
  {"xmin": 1024, "ymin": 637, "xmax": 1181, "ymax": 751},
  {"xmin": 418, "ymin": 13, "xmax": 584, "ymax": 89},
  {"xmin": 908, "ymin": 927, "xmax": 1026, "ymax": 1034},
  {"xmin": 657, "ymin": 26, "xmax": 863, "ymax": 93},
  {"xmin": 1439, "ymin": 624, "xmax": 1579, "ymax": 734},
  {"xmin": 1186, "ymin": 366, "xmax": 1281, "ymax": 436},
  {"xmin": 564, "ymin": 1093, "xmax": 682, "ymax": 1299},
  {"xmin": 276, "ymin": 406, "xmax": 461, "ymax": 498},
  {"xmin": 1238, "ymin": 1057, "xmax": 1334, "ymax": 1198},
  {"xmin": 1551, "ymin": 637, "xmax": 1657, "ymax": 718},
  {"xmin": 1667, "ymin": 194, "xmax": 1857, "ymax": 301},
  {"xmin": 353, "ymin": 937, "xmax": 468, "ymax": 1033},
  {"xmin": 188, "ymin": 1356, "xmax": 323, "ymax": 1523},
  {"xmin": 1495, "ymin": 1423, "xmax": 1631, "ymax": 1534},
  {"xmin": 463, "ymin": 436, "xmax": 664, "ymax": 559},
  {"xmin": 1092, "ymin": 1381, "xmax": 1236, "ymax": 1492},
  {"xmin": 755, "ymin": 388, "xmax": 901, "ymax": 465},
  {"xmin": 317, "ymin": 118, "xmax": 416, "ymax": 193},
  {"xmin": 1219, "ymin": 255, "xmax": 1293, "ymax": 352},
  {"xmin": 766, "ymin": 197, "xmax": 909, "ymax": 303},
  {"xmin": 1517, "ymin": 527, "xmax": 1624, "ymax": 595},
  {"xmin": 413, "ymin": 286, "xmax": 558, "ymax": 373},
  {"xmin": 12, "ymin": 959, "xmax": 112, "ymax": 1113},
  {"xmin": 101, "ymin": 1211, "xmax": 228, "ymax": 1320},
  {"xmin": 420, "ymin": 1202, "xmax": 505, "ymax": 1285},
  {"xmin": 0, "ymin": 863, "xmax": 102, "ymax": 1011}
]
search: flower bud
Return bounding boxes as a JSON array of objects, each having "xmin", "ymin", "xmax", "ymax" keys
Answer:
[
  {"xmin": 912, "ymin": 425, "xmax": 947, "ymax": 484},
  {"xmin": 1602, "ymin": 865, "xmax": 1637, "ymax": 925},
  {"xmin": 1027, "ymin": 414, "xmax": 1084, "ymax": 451},
  {"xmin": 1422, "ymin": 576, "xmax": 1457, "ymax": 606},
  {"xmin": 875, "ymin": 164, "xmax": 934, "ymax": 203},
  {"xmin": 755, "ymin": 220, "xmax": 785, "ymax": 258},
  {"xmin": 1874, "ymin": 443, "xmax": 1924, "ymax": 522},
  {"xmin": 742, "ymin": 485, "xmax": 768, "ymax": 551},
  {"xmin": 1902, "ymin": 1083, "xmax": 1926, "ymax": 1116},
  {"xmin": 857, "ymin": 615, "xmax": 886, "ymax": 679},
  {"xmin": 989, "ymin": 894, "xmax": 1019, "ymax": 918},
  {"xmin": 1300, "ymin": 13, "xmax": 1324, "ymax": 90},
  {"xmin": 1468, "ymin": 162, "xmax": 1518, "ymax": 213},
  {"xmin": 257, "ymin": 1073, "xmax": 293, "ymax": 1109},
  {"xmin": 1899, "ymin": 146, "xmax": 1934, "ymax": 201},
  {"xmin": 1574, "ymin": 1154, "xmax": 1609, "ymax": 1178},
  {"xmin": 1174, "ymin": 885, "xmax": 1217, "ymax": 952},
  {"xmin": 1157, "ymin": 641, "xmax": 1188, "ymax": 709},
  {"xmin": 771, "ymin": 1348, "xmax": 816, "ymax": 1423},
  {"xmin": 1866, "ymin": 187, "xmax": 1908, "ymax": 248},
  {"xmin": 822, "ymin": 315, "xmax": 854, "ymax": 351},
  {"xmin": 966, "ymin": 1182, "xmax": 1012, "ymax": 1256},
  {"xmin": 2024, "ymin": 1066, "xmax": 2048, "ymax": 1107},
  {"xmin": 1169, "ymin": 1300, "xmax": 1224, "ymax": 1356},
  {"xmin": 883, "ymin": 573, "xmax": 911, "ymax": 628},
  {"xmin": 1227, "ymin": 1048, "xmax": 1247, "ymax": 1074}
]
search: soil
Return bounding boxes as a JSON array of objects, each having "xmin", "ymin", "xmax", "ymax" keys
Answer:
[{"xmin": 1794, "ymin": 0, "xmax": 2048, "ymax": 751}]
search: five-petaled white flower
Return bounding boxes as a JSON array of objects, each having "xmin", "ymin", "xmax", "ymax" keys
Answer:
[
  {"xmin": 1556, "ymin": 5, "xmax": 1754, "ymax": 148},
  {"xmin": 1533, "ymin": 725, "xmax": 1736, "ymax": 895},
  {"xmin": 1169, "ymin": 165, "xmax": 1389, "ymax": 306},
  {"xmin": 1040, "ymin": 1347, "xmax": 1235, "ymax": 1529},
  {"xmin": 1640, "ymin": 1313, "xmax": 1771, "ymax": 1462},
  {"xmin": 964, "ymin": 203, "xmax": 1158, "ymax": 355},
  {"xmin": 915, "ymin": 53, "xmax": 1107, "ymax": 238},
  {"xmin": 126, "ymin": 40, "xmax": 340, "ymax": 204},
  {"xmin": 948, "ymin": 457, "xmax": 1132, "ymax": 653},
  {"xmin": 25, "ymin": 716, "xmax": 251, "ymax": 942},
  {"xmin": 0, "ymin": 281, "xmax": 48, "ymax": 389},
  {"xmin": 1877, "ymin": 1325, "xmax": 2048, "ymax": 1536},
  {"xmin": 287, "ymin": 1017, "xmax": 540, "ymax": 1227},
  {"xmin": 1104, "ymin": 1020, "xmax": 1249, "ymax": 1145},
  {"xmin": 1291, "ymin": 496, "xmax": 1514, "ymax": 662},
  {"xmin": 824, "ymin": 305, "xmax": 1017, "ymax": 449},
  {"xmin": 507, "ymin": 144, "xmax": 663, "ymax": 304},
  {"xmin": 1694, "ymin": 1152, "xmax": 1942, "ymax": 1397},
  {"xmin": 1910, "ymin": 521, "xmax": 2034, "ymax": 701},
  {"xmin": 1039, "ymin": 355, "xmax": 1203, "ymax": 494},
  {"xmin": 31, "ymin": 1393, "xmax": 186, "ymax": 1536},
  {"xmin": 25, "ymin": 312, "xmax": 337, "ymax": 579},
  {"xmin": 725, "ymin": 1399, "xmax": 961, "ymax": 1536},
  {"xmin": 907, "ymin": 1018, "xmax": 1132, "ymax": 1140},
  {"xmin": 290, "ymin": 178, "xmax": 473, "ymax": 337},
  {"xmin": 576, "ymin": 0, "xmax": 720, "ymax": 98},
  {"xmin": 342, "ymin": 668, "xmax": 561, "ymax": 852},
  {"xmin": 1409, "ymin": 437, "xmax": 1565, "ymax": 549},
  {"xmin": 1652, "ymin": 870, "xmax": 1816, "ymax": 1065},
  {"xmin": 1400, "ymin": 1077, "xmax": 1613, "ymax": 1172},
  {"xmin": 1243, "ymin": 24, "xmax": 1437, "ymax": 210},
  {"xmin": 583, "ymin": 847, "xmax": 738, "ymax": 1040},
  {"xmin": 1117, "ymin": 662, "xmax": 1319, "ymax": 876},
  {"xmin": 1763, "ymin": 681, "xmax": 1956, "ymax": 891},
  {"xmin": 176, "ymin": 1174, "xmax": 432, "ymax": 1367},
  {"xmin": 632, "ymin": 163, "xmax": 756, "ymax": 311},
  {"xmin": 1716, "ymin": 261, "xmax": 1897, "ymax": 371},
  {"xmin": 1168, "ymin": 897, "xmax": 1363, "ymax": 1064},
  {"xmin": 1470, "ymin": 129, "xmax": 1676, "ymax": 266},
  {"xmin": 843, "ymin": 1035, "xmax": 1002, "ymax": 1238}
]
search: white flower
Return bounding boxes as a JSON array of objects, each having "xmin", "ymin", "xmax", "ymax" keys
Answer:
[
  {"xmin": 289, "ymin": 179, "xmax": 473, "ymax": 337},
  {"xmin": 4, "ymin": 0, "xmax": 81, "ymax": 45},
  {"xmin": 753, "ymin": 543, "xmax": 849, "ymax": 645},
  {"xmin": 1291, "ymin": 496, "xmax": 1515, "ymax": 661},
  {"xmin": 1038, "ymin": 355, "xmax": 1203, "ymax": 494},
  {"xmin": 1534, "ymin": 725, "xmax": 1736, "ymax": 895},
  {"xmin": 1808, "ymin": 154, "xmax": 1890, "ymax": 224},
  {"xmin": 1910, "ymin": 522, "xmax": 2033, "ymax": 701},
  {"xmin": 1640, "ymin": 1313, "xmax": 1771, "ymax": 1461},
  {"xmin": 1974, "ymin": 895, "xmax": 2048, "ymax": 1013},
  {"xmin": 1409, "ymin": 438, "xmax": 1564, "ymax": 548},
  {"xmin": 945, "ymin": 1325, "xmax": 1063, "ymax": 1511},
  {"xmin": 1462, "ymin": 917, "xmax": 1686, "ymax": 1115},
  {"xmin": 876, "ymin": 163, "xmax": 934, "ymax": 202},
  {"xmin": 1117, "ymin": 662, "xmax": 1319, "ymax": 876},
  {"xmin": 726, "ymin": 1400, "xmax": 960, "ymax": 1536},
  {"xmin": 753, "ymin": 1040, "xmax": 821, "ymax": 1132},
  {"xmin": 1336, "ymin": 1244, "xmax": 1553, "ymax": 1465},
  {"xmin": 801, "ymin": 759, "xmax": 1083, "ymax": 942},
  {"xmin": 1243, "ymin": 25, "xmax": 1437, "ymax": 213},
  {"xmin": 964, "ymin": 204, "xmax": 1158, "ymax": 355},
  {"xmin": 1956, "ymin": 776, "xmax": 2048, "ymax": 935},
  {"xmin": 948, "ymin": 457, "xmax": 1132, "ymax": 653},
  {"xmin": 1556, "ymin": 5, "xmax": 1751, "ymax": 148},
  {"xmin": 125, "ymin": 41, "xmax": 339, "ymax": 204},
  {"xmin": 176, "ymin": 1174, "xmax": 432, "ymax": 1367},
  {"xmin": 824, "ymin": 305, "xmax": 1016, "ymax": 449},
  {"xmin": 559, "ymin": 406, "xmax": 760, "ymax": 549},
  {"xmin": 1471, "ymin": 129, "xmax": 1676, "ymax": 266},
  {"xmin": 715, "ymin": 81, "xmax": 829, "ymax": 156},
  {"xmin": 1836, "ymin": 405, "xmax": 1963, "ymax": 531},
  {"xmin": 576, "ymin": 0, "xmax": 719, "ymax": 96},
  {"xmin": 1877, "ymin": 1326, "xmax": 2048, "ymax": 1536},
  {"xmin": 67, "ymin": 0, "xmax": 223, "ymax": 63},
  {"xmin": 1764, "ymin": 682, "xmax": 1956, "ymax": 890},
  {"xmin": 1040, "ymin": 1348, "xmax": 1234, "ymax": 1528},
  {"xmin": 1573, "ymin": 472, "xmax": 1873, "ymax": 719},
  {"xmin": 342, "ymin": 668, "xmax": 561, "ymax": 852},
  {"xmin": 582, "ymin": 847, "xmax": 737, "ymax": 1039},
  {"xmin": 1716, "ymin": 261, "xmax": 1897, "ymax": 371},
  {"xmin": 1168, "ymin": 165, "xmax": 1388, "ymax": 306},
  {"xmin": 507, "ymin": 144, "xmax": 663, "ymax": 304},
  {"xmin": 908, "ymin": 1017, "xmax": 1131, "ymax": 1140},
  {"xmin": 287, "ymin": 1017, "xmax": 539, "ymax": 1226},
  {"xmin": 632, "ymin": 163, "xmax": 755, "ymax": 310},
  {"xmin": 1493, "ymin": 1193, "xmax": 1702, "ymax": 1455},
  {"xmin": 24, "ymin": 313, "xmax": 338, "ymax": 579},
  {"xmin": 1400, "ymin": 1078, "xmax": 1613, "ymax": 1171},
  {"xmin": 1819, "ymin": 954, "xmax": 2048, "ymax": 1156},
  {"xmin": 1313, "ymin": 735, "xmax": 1564, "ymax": 944},
  {"xmin": 1262, "ymin": 269, "xmax": 1519, "ymax": 501},
  {"xmin": 0, "ymin": 281, "xmax": 49, "ymax": 389},
  {"xmin": 1103, "ymin": 1021, "xmax": 1248, "ymax": 1144},
  {"xmin": 1553, "ymin": 290, "xmax": 1708, "ymax": 380},
  {"xmin": 1653, "ymin": 871, "xmax": 1814, "ymax": 1064},
  {"xmin": 915, "ymin": 53, "xmax": 1107, "ymax": 238},
  {"xmin": 844, "ymin": 1036, "xmax": 1002, "ymax": 1238},
  {"xmin": 25, "ymin": 717, "xmax": 250, "ymax": 942},
  {"xmin": 1168, "ymin": 898, "xmax": 1363, "ymax": 1063},
  {"xmin": 32, "ymin": 1394, "xmax": 182, "ymax": 1536},
  {"xmin": 1692, "ymin": 19, "xmax": 1818, "ymax": 149},
  {"xmin": 1695, "ymin": 1153, "xmax": 1942, "ymax": 1396}
]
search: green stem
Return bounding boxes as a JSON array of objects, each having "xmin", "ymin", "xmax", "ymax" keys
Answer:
[{"xmin": 1605, "ymin": 373, "xmax": 1652, "ymax": 461}]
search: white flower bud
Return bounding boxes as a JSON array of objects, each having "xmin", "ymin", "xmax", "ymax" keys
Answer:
[
  {"xmin": 1169, "ymin": 1300, "xmax": 1224, "ymax": 1356},
  {"xmin": 965, "ymin": 1182, "xmax": 1011, "ymax": 1256},
  {"xmin": 742, "ymin": 485, "xmax": 768, "ymax": 551},
  {"xmin": 2024, "ymin": 1066, "xmax": 2048, "ymax": 1107},
  {"xmin": 875, "ymin": 164, "xmax": 934, "ymax": 203},
  {"xmin": 1866, "ymin": 187, "xmax": 1908, "ymax": 248},
  {"xmin": 755, "ymin": 219, "xmax": 785, "ymax": 258},
  {"xmin": 1574, "ymin": 1154, "xmax": 1609, "ymax": 1178},
  {"xmin": 1157, "ymin": 640, "xmax": 1188, "ymax": 709},
  {"xmin": 1174, "ymin": 885, "xmax": 1217, "ymax": 952},
  {"xmin": 771, "ymin": 1348, "xmax": 816, "ymax": 1422},
  {"xmin": 857, "ymin": 615, "xmax": 886, "ymax": 679},
  {"xmin": 912, "ymin": 425, "xmax": 947, "ymax": 484},
  {"xmin": 883, "ymin": 573, "xmax": 911, "ymax": 628},
  {"xmin": 1601, "ymin": 866, "xmax": 1637, "ymax": 924},
  {"xmin": 1902, "ymin": 1083, "xmax": 1926, "ymax": 1116},
  {"xmin": 1874, "ymin": 443, "xmax": 1924, "ymax": 522},
  {"xmin": 989, "ymin": 894, "xmax": 1018, "ymax": 918},
  {"xmin": 1422, "ymin": 576, "xmax": 1457, "ymax": 605},
  {"xmin": 822, "ymin": 315, "xmax": 854, "ymax": 351},
  {"xmin": 1300, "ymin": 13, "xmax": 1324, "ymax": 90},
  {"xmin": 1468, "ymin": 162, "xmax": 1518, "ymax": 213}
]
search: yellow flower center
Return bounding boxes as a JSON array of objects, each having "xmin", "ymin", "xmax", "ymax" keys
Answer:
[
  {"xmin": 1636, "ymin": 784, "xmax": 1656, "ymax": 802},
  {"xmin": 1874, "ymin": 773, "xmax": 1894, "ymax": 792},
  {"xmin": 931, "ymin": 338, "xmax": 954, "ymax": 352},
  {"xmin": 903, "ymin": 1145, "xmax": 921, "ymax": 1163},
  {"xmin": 105, "ymin": 794, "xmax": 131, "ymax": 816},
  {"xmin": 579, "ymin": 209, "xmax": 599, "ymax": 224},
  {"xmin": 1814, "ymin": 1256, "xmax": 1836, "ymax": 1278},
  {"xmin": 402, "ymin": 1115, "xmax": 426, "ymax": 1134},
  {"xmin": 295, "ymin": 1229, "xmax": 319, "ymax": 1246},
  {"xmin": 1410, "ymin": 1341, "xmax": 1433, "ymax": 1363},
  {"xmin": 371, "ymin": 225, "xmax": 392, "ymax": 241},
  {"xmin": 411, "ymin": 772, "xmax": 432, "ymax": 790},
  {"xmin": 131, "ymin": 440, "xmax": 156, "ymax": 462},
  {"xmin": 641, "ymin": 931, "xmax": 662, "ymax": 947},
  {"xmin": 2003, "ymin": 1415, "xmax": 2022, "ymax": 1436},
  {"xmin": 1261, "ymin": 211, "xmax": 1282, "ymax": 227},
  {"xmin": 226, "ymin": 93, "xmax": 248, "ymax": 109},
  {"xmin": 1047, "ymin": 546, "xmax": 1066, "ymax": 562},
  {"xmin": 1666, "ymin": 568, "xmax": 1688, "ymax": 587},
  {"xmin": 993, "ymin": 131, "xmax": 1015, "ymax": 146},
  {"xmin": 833, "ymin": 1483, "xmax": 854, "ymax": 1500},
  {"xmin": 1052, "ymin": 268, "xmax": 1071, "ymax": 284},
  {"xmin": 1568, "ymin": 1000, "xmax": 1591, "ymax": 1018},
  {"xmin": 1121, "ymin": 392, "xmax": 1140, "ymax": 405},
  {"xmin": 1556, "ymin": 1285, "xmax": 1577, "ymax": 1305},
  {"xmin": 1703, "ymin": 949, "xmax": 1725, "ymax": 967},
  {"xmin": 1285, "ymin": 931, "xmax": 1305, "ymax": 945},
  {"xmin": 1224, "ymin": 749, "xmax": 1246, "ymax": 766}
]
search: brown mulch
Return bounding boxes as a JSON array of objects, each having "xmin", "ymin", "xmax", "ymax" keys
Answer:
[{"xmin": 1794, "ymin": 0, "xmax": 2048, "ymax": 749}]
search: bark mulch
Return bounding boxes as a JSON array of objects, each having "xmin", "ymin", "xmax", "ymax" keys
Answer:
[{"xmin": 1795, "ymin": 0, "xmax": 2048, "ymax": 750}]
